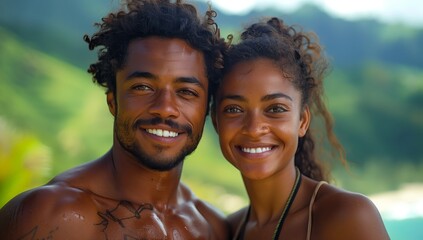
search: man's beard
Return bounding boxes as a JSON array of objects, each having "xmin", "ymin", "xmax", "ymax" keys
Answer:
[{"xmin": 115, "ymin": 116, "xmax": 202, "ymax": 171}]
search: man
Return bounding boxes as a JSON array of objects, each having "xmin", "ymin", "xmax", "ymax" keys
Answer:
[{"xmin": 0, "ymin": 0, "xmax": 228, "ymax": 239}]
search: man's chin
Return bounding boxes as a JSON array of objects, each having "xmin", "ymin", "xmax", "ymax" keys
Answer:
[
  {"xmin": 119, "ymin": 136, "xmax": 199, "ymax": 172},
  {"xmin": 130, "ymin": 148, "xmax": 188, "ymax": 171},
  {"xmin": 136, "ymin": 157, "xmax": 184, "ymax": 171}
]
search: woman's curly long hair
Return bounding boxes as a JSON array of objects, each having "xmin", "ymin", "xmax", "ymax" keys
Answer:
[
  {"xmin": 84, "ymin": 0, "xmax": 226, "ymax": 110},
  {"xmin": 214, "ymin": 17, "xmax": 347, "ymax": 181}
]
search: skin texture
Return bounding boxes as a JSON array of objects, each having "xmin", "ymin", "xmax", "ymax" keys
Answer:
[
  {"xmin": 0, "ymin": 37, "xmax": 228, "ymax": 240},
  {"xmin": 213, "ymin": 58, "xmax": 389, "ymax": 239}
]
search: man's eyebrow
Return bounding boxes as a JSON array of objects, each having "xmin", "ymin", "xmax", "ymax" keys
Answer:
[
  {"xmin": 125, "ymin": 71, "xmax": 157, "ymax": 81},
  {"xmin": 125, "ymin": 72, "xmax": 205, "ymax": 89},
  {"xmin": 176, "ymin": 77, "xmax": 206, "ymax": 90},
  {"xmin": 261, "ymin": 93, "xmax": 293, "ymax": 102}
]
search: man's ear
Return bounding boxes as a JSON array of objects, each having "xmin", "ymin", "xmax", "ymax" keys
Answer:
[
  {"xmin": 299, "ymin": 105, "xmax": 311, "ymax": 137},
  {"xmin": 106, "ymin": 91, "xmax": 116, "ymax": 117}
]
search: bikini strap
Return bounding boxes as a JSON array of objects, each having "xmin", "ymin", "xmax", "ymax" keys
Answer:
[{"xmin": 306, "ymin": 181, "xmax": 326, "ymax": 240}]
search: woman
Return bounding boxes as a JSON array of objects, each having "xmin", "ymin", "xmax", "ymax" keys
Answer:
[{"xmin": 211, "ymin": 17, "xmax": 390, "ymax": 239}]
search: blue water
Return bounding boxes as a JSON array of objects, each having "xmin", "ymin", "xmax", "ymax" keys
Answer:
[{"xmin": 384, "ymin": 218, "xmax": 423, "ymax": 240}]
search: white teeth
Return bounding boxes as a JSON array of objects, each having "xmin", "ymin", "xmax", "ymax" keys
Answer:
[
  {"xmin": 241, "ymin": 147, "xmax": 272, "ymax": 154},
  {"xmin": 146, "ymin": 129, "xmax": 179, "ymax": 138}
]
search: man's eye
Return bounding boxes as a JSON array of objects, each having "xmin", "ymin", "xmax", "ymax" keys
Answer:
[
  {"xmin": 268, "ymin": 105, "xmax": 287, "ymax": 113},
  {"xmin": 224, "ymin": 105, "xmax": 242, "ymax": 113},
  {"xmin": 133, "ymin": 85, "xmax": 152, "ymax": 91},
  {"xmin": 178, "ymin": 89, "xmax": 198, "ymax": 97}
]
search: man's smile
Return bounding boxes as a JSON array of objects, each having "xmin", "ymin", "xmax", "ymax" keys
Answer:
[{"xmin": 145, "ymin": 128, "xmax": 179, "ymax": 138}]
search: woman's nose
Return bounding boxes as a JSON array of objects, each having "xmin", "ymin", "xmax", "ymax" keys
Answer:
[{"xmin": 241, "ymin": 111, "xmax": 269, "ymax": 138}]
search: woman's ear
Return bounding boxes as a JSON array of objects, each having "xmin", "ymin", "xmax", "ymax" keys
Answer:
[
  {"xmin": 106, "ymin": 91, "xmax": 116, "ymax": 117},
  {"xmin": 299, "ymin": 105, "xmax": 311, "ymax": 137}
]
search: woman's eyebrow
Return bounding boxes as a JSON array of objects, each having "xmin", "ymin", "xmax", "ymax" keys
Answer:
[
  {"xmin": 261, "ymin": 93, "xmax": 293, "ymax": 102},
  {"xmin": 220, "ymin": 94, "xmax": 246, "ymax": 102}
]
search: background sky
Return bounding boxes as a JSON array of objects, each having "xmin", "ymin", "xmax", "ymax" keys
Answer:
[{"xmin": 201, "ymin": 0, "xmax": 423, "ymax": 27}]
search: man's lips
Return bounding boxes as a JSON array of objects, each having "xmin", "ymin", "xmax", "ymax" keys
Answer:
[
  {"xmin": 134, "ymin": 117, "xmax": 192, "ymax": 136},
  {"xmin": 145, "ymin": 128, "xmax": 179, "ymax": 138}
]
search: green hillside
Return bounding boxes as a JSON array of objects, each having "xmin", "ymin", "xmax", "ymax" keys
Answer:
[
  {"xmin": 0, "ymin": 27, "xmax": 113, "ymax": 158},
  {"xmin": 324, "ymin": 63, "xmax": 423, "ymax": 193},
  {"xmin": 2, "ymin": 1, "xmax": 423, "ymax": 69},
  {"xmin": 327, "ymin": 63, "xmax": 423, "ymax": 163},
  {"xmin": 0, "ymin": 28, "xmax": 114, "ymax": 204}
]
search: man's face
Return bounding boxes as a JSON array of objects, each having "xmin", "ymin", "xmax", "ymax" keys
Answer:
[{"xmin": 108, "ymin": 37, "xmax": 208, "ymax": 171}]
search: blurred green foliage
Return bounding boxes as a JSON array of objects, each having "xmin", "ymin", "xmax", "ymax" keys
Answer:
[{"xmin": 0, "ymin": 118, "xmax": 51, "ymax": 207}]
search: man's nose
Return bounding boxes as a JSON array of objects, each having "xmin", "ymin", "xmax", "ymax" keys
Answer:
[{"xmin": 148, "ymin": 90, "xmax": 180, "ymax": 119}]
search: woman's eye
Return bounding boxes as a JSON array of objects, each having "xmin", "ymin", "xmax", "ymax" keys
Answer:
[
  {"xmin": 223, "ymin": 105, "xmax": 242, "ymax": 113},
  {"xmin": 268, "ymin": 105, "xmax": 287, "ymax": 113}
]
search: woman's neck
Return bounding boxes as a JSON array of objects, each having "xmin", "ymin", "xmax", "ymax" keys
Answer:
[{"xmin": 242, "ymin": 167, "xmax": 298, "ymax": 226}]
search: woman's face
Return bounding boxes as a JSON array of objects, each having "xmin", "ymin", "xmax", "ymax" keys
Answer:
[{"xmin": 213, "ymin": 58, "xmax": 310, "ymax": 180}]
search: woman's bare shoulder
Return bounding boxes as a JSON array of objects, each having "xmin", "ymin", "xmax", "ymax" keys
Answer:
[{"xmin": 311, "ymin": 184, "xmax": 390, "ymax": 240}]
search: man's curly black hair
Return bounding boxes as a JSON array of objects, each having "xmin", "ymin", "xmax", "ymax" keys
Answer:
[{"xmin": 84, "ymin": 0, "xmax": 226, "ymax": 111}]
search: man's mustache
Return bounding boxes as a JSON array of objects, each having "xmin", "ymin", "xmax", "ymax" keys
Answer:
[{"xmin": 133, "ymin": 117, "xmax": 193, "ymax": 136}]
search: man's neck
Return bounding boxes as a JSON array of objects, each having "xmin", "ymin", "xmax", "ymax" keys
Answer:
[{"xmin": 106, "ymin": 147, "xmax": 184, "ymax": 209}]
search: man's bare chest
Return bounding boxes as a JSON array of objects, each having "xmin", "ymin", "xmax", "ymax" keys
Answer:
[{"xmin": 92, "ymin": 200, "xmax": 209, "ymax": 240}]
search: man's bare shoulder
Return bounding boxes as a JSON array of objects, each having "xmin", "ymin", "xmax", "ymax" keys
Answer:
[
  {"xmin": 0, "ymin": 182, "xmax": 99, "ymax": 239},
  {"xmin": 312, "ymin": 183, "xmax": 390, "ymax": 240},
  {"xmin": 180, "ymin": 183, "xmax": 230, "ymax": 240},
  {"xmin": 49, "ymin": 157, "xmax": 105, "ymax": 186},
  {"xmin": 227, "ymin": 206, "xmax": 248, "ymax": 237},
  {"xmin": 0, "ymin": 158, "xmax": 109, "ymax": 240}
]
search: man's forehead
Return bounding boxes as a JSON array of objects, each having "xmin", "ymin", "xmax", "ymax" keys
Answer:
[
  {"xmin": 128, "ymin": 37, "xmax": 200, "ymax": 56},
  {"xmin": 119, "ymin": 37, "xmax": 208, "ymax": 85}
]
